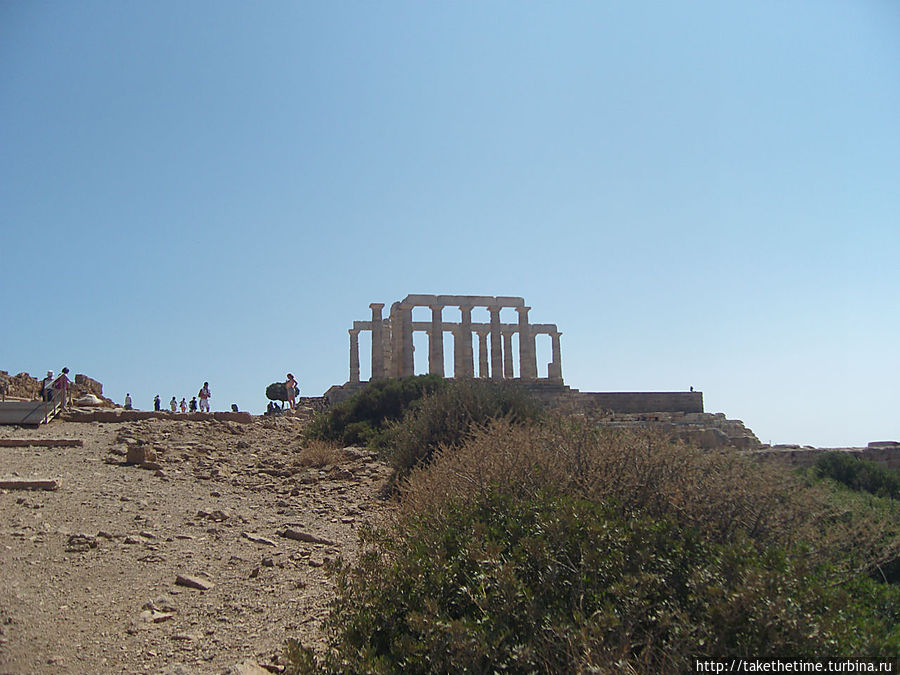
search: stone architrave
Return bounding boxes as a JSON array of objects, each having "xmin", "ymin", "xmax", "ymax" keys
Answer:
[
  {"xmin": 476, "ymin": 329, "xmax": 490, "ymax": 378},
  {"xmin": 516, "ymin": 306, "xmax": 537, "ymax": 379},
  {"xmin": 502, "ymin": 331, "xmax": 514, "ymax": 378},
  {"xmin": 369, "ymin": 304, "xmax": 385, "ymax": 379},
  {"xmin": 458, "ymin": 305, "xmax": 474, "ymax": 378},
  {"xmin": 349, "ymin": 329, "xmax": 360, "ymax": 383},
  {"xmin": 489, "ymin": 307, "xmax": 502, "ymax": 380},
  {"xmin": 428, "ymin": 305, "xmax": 444, "ymax": 376}
]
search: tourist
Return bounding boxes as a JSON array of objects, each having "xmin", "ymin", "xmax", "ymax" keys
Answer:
[
  {"xmin": 41, "ymin": 371, "xmax": 54, "ymax": 402},
  {"xmin": 154, "ymin": 394, "xmax": 161, "ymax": 411},
  {"xmin": 286, "ymin": 373, "xmax": 298, "ymax": 410},
  {"xmin": 170, "ymin": 396, "xmax": 177, "ymax": 413},
  {"xmin": 189, "ymin": 397, "xmax": 198, "ymax": 412},
  {"xmin": 198, "ymin": 382, "xmax": 211, "ymax": 413},
  {"xmin": 231, "ymin": 403, "xmax": 239, "ymax": 412},
  {"xmin": 124, "ymin": 393, "xmax": 133, "ymax": 410},
  {"xmin": 180, "ymin": 397, "xmax": 187, "ymax": 413},
  {"xmin": 54, "ymin": 368, "xmax": 71, "ymax": 407}
]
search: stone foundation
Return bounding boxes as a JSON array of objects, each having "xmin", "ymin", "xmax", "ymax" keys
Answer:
[{"xmin": 750, "ymin": 441, "xmax": 900, "ymax": 471}]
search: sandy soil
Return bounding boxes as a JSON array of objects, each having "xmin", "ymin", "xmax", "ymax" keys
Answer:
[{"xmin": 0, "ymin": 412, "xmax": 393, "ymax": 674}]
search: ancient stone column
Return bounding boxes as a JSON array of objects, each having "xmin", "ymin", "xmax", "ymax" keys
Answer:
[
  {"xmin": 382, "ymin": 319, "xmax": 393, "ymax": 378},
  {"xmin": 516, "ymin": 306, "xmax": 537, "ymax": 380},
  {"xmin": 428, "ymin": 304, "xmax": 444, "ymax": 377},
  {"xmin": 489, "ymin": 306, "xmax": 502, "ymax": 380},
  {"xmin": 390, "ymin": 303, "xmax": 402, "ymax": 378},
  {"xmin": 369, "ymin": 303, "xmax": 385, "ymax": 379},
  {"xmin": 458, "ymin": 304, "xmax": 474, "ymax": 378},
  {"xmin": 349, "ymin": 329, "xmax": 360, "ymax": 383},
  {"xmin": 503, "ymin": 331, "xmax": 514, "ymax": 378},
  {"xmin": 401, "ymin": 304, "xmax": 415, "ymax": 378},
  {"xmin": 549, "ymin": 331, "xmax": 563, "ymax": 382},
  {"xmin": 476, "ymin": 329, "xmax": 490, "ymax": 378},
  {"xmin": 452, "ymin": 326, "xmax": 463, "ymax": 378}
]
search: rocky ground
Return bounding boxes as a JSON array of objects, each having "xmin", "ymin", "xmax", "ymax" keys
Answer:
[{"xmin": 0, "ymin": 412, "xmax": 394, "ymax": 674}]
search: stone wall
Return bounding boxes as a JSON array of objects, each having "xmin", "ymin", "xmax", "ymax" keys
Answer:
[
  {"xmin": 751, "ymin": 442, "xmax": 900, "ymax": 471},
  {"xmin": 575, "ymin": 391, "xmax": 703, "ymax": 414}
]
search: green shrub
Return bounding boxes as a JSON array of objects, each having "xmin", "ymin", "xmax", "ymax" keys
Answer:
[
  {"xmin": 382, "ymin": 379, "xmax": 543, "ymax": 486},
  {"xmin": 287, "ymin": 421, "xmax": 900, "ymax": 673},
  {"xmin": 294, "ymin": 491, "xmax": 899, "ymax": 674},
  {"xmin": 305, "ymin": 375, "xmax": 445, "ymax": 446},
  {"xmin": 805, "ymin": 454, "xmax": 900, "ymax": 584},
  {"xmin": 812, "ymin": 451, "xmax": 900, "ymax": 500}
]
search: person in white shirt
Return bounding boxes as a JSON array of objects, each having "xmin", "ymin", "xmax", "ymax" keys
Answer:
[{"xmin": 198, "ymin": 382, "xmax": 211, "ymax": 413}]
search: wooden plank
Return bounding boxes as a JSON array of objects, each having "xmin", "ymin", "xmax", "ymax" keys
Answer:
[
  {"xmin": 0, "ymin": 439, "xmax": 84, "ymax": 448},
  {"xmin": 0, "ymin": 479, "xmax": 59, "ymax": 490}
]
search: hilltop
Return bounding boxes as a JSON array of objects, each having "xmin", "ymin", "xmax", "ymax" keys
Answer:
[{"xmin": 0, "ymin": 412, "xmax": 391, "ymax": 674}]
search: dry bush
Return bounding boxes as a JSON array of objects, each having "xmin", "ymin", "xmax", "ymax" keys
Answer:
[
  {"xmin": 296, "ymin": 439, "xmax": 345, "ymax": 468},
  {"xmin": 290, "ymin": 417, "xmax": 900, "ymax": 674},
  {"xmin": 401, "ymin": 416, "xmax": 899, "ymax": 575}
]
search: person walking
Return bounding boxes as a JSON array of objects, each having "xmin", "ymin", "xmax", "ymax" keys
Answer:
[
  {"xmin": 41, "ymin": 371, "xmax": 54, "ymax": 402},
  {"xmin": 189, "ymin": 397, "xmax": 198, "ymax": 412},
  {"xmin": 170, "ymin": 396, "xmax": 177, "ymax": 413},
  {"xmin": 180, "ymin": 397, "xmax": 187, "ymax": 413},
  {"xmin": 198, "ymin": 382, "xmax": 211, "ymax": 413},
  {"xmin": 154, "ymin": 394, "xmax": 161, "ymax": 411},
  {"xmin": 124, "ymin": 393, "xmax": 133, "ymax": 410},
  {"xmin": 54, "ymin": 367, "xmax": 71, "ymax": 407},
  {"xmin": 285, "ymin": 373, "xmax": 298, "ymax": 410}
]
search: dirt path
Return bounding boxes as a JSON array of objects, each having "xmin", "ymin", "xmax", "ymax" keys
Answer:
[{"xmin": 0, "ymin": 414, "xmax": 393, "ymax": 674}]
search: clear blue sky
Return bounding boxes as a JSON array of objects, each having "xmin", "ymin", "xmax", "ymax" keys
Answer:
[{"xmin": 2, "ymin": 1, "xmax": 898, "ymax": 447}]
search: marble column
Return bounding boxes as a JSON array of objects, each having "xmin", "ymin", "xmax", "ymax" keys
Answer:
[
  {"xmin": 369, "ymin": 303, "xmax": 385, "ymax": 380},
  {"xmin": 349, "ymin": 329, "xmax": 360, "ymax": 383},
  {"xmin": 502, "ymin": 331, "xmax": 514, "ymax": 379},
  {"xmin": 428, "ymin": 304, "xmax": 444, "ymax": 377},
  {"xmin": 477, "ymin": 329, "xmax": 490, "ymax": 378},
  {"xmin": 401, "ymin": 304, "xmax": 415, "ymax": 378},
  {"xmin": 489, "ymin": 306, "xmax": 502, "ymax": 380},
  {"xmin": 549, "ymin": 331, "xmax": 563, "ymax": 382},
  {"xmin": 382, "ymin": 319, "xmax": 393, "ymax": 378},
  {"xmin": 452, "ymin": 326, "xmax": 463, "ymax": 378},
  {"xmin": 458, "ymin": 305, "xmax": 474, "ymax": 378},
  {"xmin": 390, "ymin": 302, "xmax": 402, "ymax": 378},
  {"xmin": 516, "ymin": 306, "xmax": 537, "ymax": 380}
]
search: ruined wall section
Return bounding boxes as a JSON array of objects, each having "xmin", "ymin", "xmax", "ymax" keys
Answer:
[{"xmin": 751, "ymin": 442, "xmax": 900, "ymax": 471}]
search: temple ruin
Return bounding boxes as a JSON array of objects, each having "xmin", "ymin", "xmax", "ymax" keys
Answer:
[
  {"xmin": 345, "ymin": 294, "xmax": 563, "ymax": 384},
  {"xmin": 326, "ymin": 294, "xmax": 719, "ymax": 436}
]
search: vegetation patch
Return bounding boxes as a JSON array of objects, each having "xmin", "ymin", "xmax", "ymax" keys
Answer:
[
  {"xmin": 811, "ymin": 451, "xmax": 900, "ymax": 500},
  {"xmin": 381, "ymin": 379, "xmax": 543, "ymax": 486},
  {"xmin": 305, "ymin": 375, "xmax": 445, "ymax": 446},
  {"xmin": 288, "ymin": 419, "xmax": 900, "ymax": 673}
]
